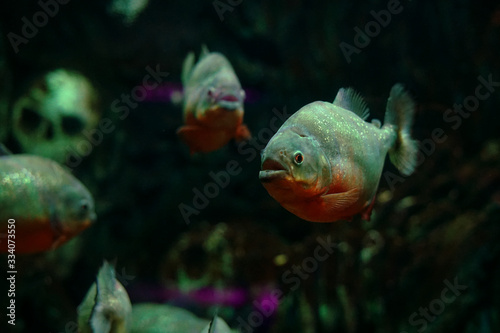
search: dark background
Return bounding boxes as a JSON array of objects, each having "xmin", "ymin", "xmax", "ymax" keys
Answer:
[{"xmin": 0, "ymin": 0, "xmax": 499, "ymax": 332}]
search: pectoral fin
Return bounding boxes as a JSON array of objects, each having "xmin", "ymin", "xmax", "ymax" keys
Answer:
[
  {"xmin": 234, "ymin": 124, "xmax": 251, "ymax": 142},
  {"xmin": 322, "ymin": 187, "xmax": 360, "ymax": 212}
]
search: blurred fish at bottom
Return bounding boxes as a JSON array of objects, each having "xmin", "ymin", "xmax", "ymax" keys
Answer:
[
  {"xmin": 0, "ymin": 144, "xmax": 96, "ymax": 254},
  {"xmin": 78, "ymin": 261, "xmax": 132, "ymax": 333},
  {"xmin": 177, "ymin": 46, "xmax": 251, "ymax": 154},
  {"xmin": 78, "ymin": 261, "xmax": 236, "ymax": 333}
]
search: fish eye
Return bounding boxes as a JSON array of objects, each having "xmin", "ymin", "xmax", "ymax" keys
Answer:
[
  {"xmin": 293, "ymin": 151, "xmax": 304, "ymax": 165},
  {"xmin": 80, "ymin": 200, "xmax": 89, "ymax": 212}
]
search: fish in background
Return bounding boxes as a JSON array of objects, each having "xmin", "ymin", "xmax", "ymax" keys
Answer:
[
  {"xmin": 0, "ymin": 144, "xmax": 96, "ymax": 254},
  {"xmin": 259, "ymin": 84, "xmax": 418, "ymax": 222},
  {"xmin": 177, "ymin": 46, "xmax": 251, "ymax": 153},
  {"xmin": 78, "ymin": 261, "xmax": 235, "ymax": 333}
]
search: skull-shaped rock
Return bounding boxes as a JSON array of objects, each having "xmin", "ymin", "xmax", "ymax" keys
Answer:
[{"xmin": 12, "ymin": 69, "xmax": 100, "ymax": 163}]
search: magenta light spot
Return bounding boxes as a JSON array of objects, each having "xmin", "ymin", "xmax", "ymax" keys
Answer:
[
  {"xmin": 253, "ymin": 289, "xmax": 280, "ymax": 316},
  {"xmin": 190, "ymin": 286, "xmax": 247, "ymax": 307},
  {"xmin": 144, "ymin": 82, "xmax": 183, "ymax": 103},
  {"xmin": 143, "ymin": 82, "xmax": 262, "ymax": 104},
  {"xmin": 128, "ymin": 283, "xmax": 248, "ymax": 307}
]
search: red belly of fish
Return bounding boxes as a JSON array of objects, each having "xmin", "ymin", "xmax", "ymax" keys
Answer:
[
  {"xmin": 0, "ymin": 218, "xmax": 56, "ymax": 254},
  {"xmin": 178, "ymin": 107, "xmax": 250, "ymax": 153}
]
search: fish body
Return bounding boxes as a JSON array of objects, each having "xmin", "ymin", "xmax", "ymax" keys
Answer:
[
  {"xmin": 178, "ymin": 46, "xmax": 250, "ymax": 153},
  {"xmin": 0, "ymin": 148, "xmax": 96, "ymax": 253},
  {"xmin": 259, "ymin": 84, "xmax": 418, "ymax": 222},
  {"xmin": 131, "ymin": 304, "xmax": 234, "ymax": 333}
]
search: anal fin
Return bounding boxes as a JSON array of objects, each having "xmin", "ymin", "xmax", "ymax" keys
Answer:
[{"xmin": 360, "ymin": 196, "xmax": 376, "ymax": 221}]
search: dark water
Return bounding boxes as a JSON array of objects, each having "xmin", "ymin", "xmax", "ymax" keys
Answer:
[{"xmin": 0, "ymin": 1, "xmax": 499, "ymax": 332}]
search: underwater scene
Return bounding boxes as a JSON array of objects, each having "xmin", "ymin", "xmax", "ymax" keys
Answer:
[{"xmin": 0, "ymin": 0, "xmax": 499, "ymax": 332}]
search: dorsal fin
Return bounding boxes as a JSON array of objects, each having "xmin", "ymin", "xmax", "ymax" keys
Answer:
[
  {"xmin": 90, "ymin": 261, "xmax": 116, "ymax": 333},
  {"xmin": 207, "ymin": 314, "xmax": 217, "ymax": 333},
  {"xmin": 181, "ymin": 51, "xmax": 196, "ymax": 85},
  {"xmin": 199, "ymin": 309, "xmax": 219, "ymax": 333},
  {"xmin": 96, "ymin": 260, "xmax": 116, "ymax": 299},
  {"xmin": 0, "ymin": 144, "xmax": 13, "ymax": 156},
  {"xmin": 332, "ymin": 87, "xmax": 370, "ymax": 120},
  {"xmin": 200, "ymin": 44, "xmax": 210, "ymax": 57}
]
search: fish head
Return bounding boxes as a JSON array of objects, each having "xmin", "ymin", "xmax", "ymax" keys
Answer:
[
  {"xmin": 54, "ymin": 181, "xmax": 97, "ymax": 237},
  {"xmin": 193, "ymin": 82, "xmax": 245, "ymax": 129},
  {"xmin": 259, "ymin": 126, "xmax": 332, "ymax": 199},
  {"xmin": 195, "ymin": 65, "xmax": 245, "ymax": 112}
]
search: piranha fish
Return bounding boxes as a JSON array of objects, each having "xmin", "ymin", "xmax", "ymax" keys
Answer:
[
  {"xmin": 177, "ymin": 46, "xmax": 251, "ymax": 153},
  {"xmin": 0, "ymin": 145, "xmax": 96, "ymax": 254},
  {"xmin": 79, "ymin": 261, "xmax": 234, "ymax": 333},
  {"xmin": 259, "ymin": 84, "xmax": 418, "ymax": 222}
]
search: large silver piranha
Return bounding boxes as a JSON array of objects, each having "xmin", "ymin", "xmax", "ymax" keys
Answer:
[
  {"xmin": 259, "ymin": 84, "xmax": 418, "ymax": 222},
  {"xmin": 0, "ymin": 145, "xmax": 96, "ymax": 253},
  {"xmin": 177, "ymin": 46, "xmax": 251, "ymax": 154}
]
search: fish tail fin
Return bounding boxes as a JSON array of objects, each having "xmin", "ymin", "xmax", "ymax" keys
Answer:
[{"xmin": 384, "ymin": 84, "xmax": 418, "ymax": 176}]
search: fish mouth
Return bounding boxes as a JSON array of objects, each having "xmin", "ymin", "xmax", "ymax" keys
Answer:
[
  {"xmin": 215, "ymin": 94, "xmax": 243, "ymax": 110},
  {"xmin": 219, "ymin": 94, "xmax": 240, "ymax": 102},
  {"xmin": 88, "ymin": 211, "xmax": 97, "ymax": 224},
  {"xmin": 83, "ymin": 219, "xmax": 94, "ymax": 230},
  {"xmin": 259, "ymin": 158, "xmax": 288, "ymax": 182}
]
